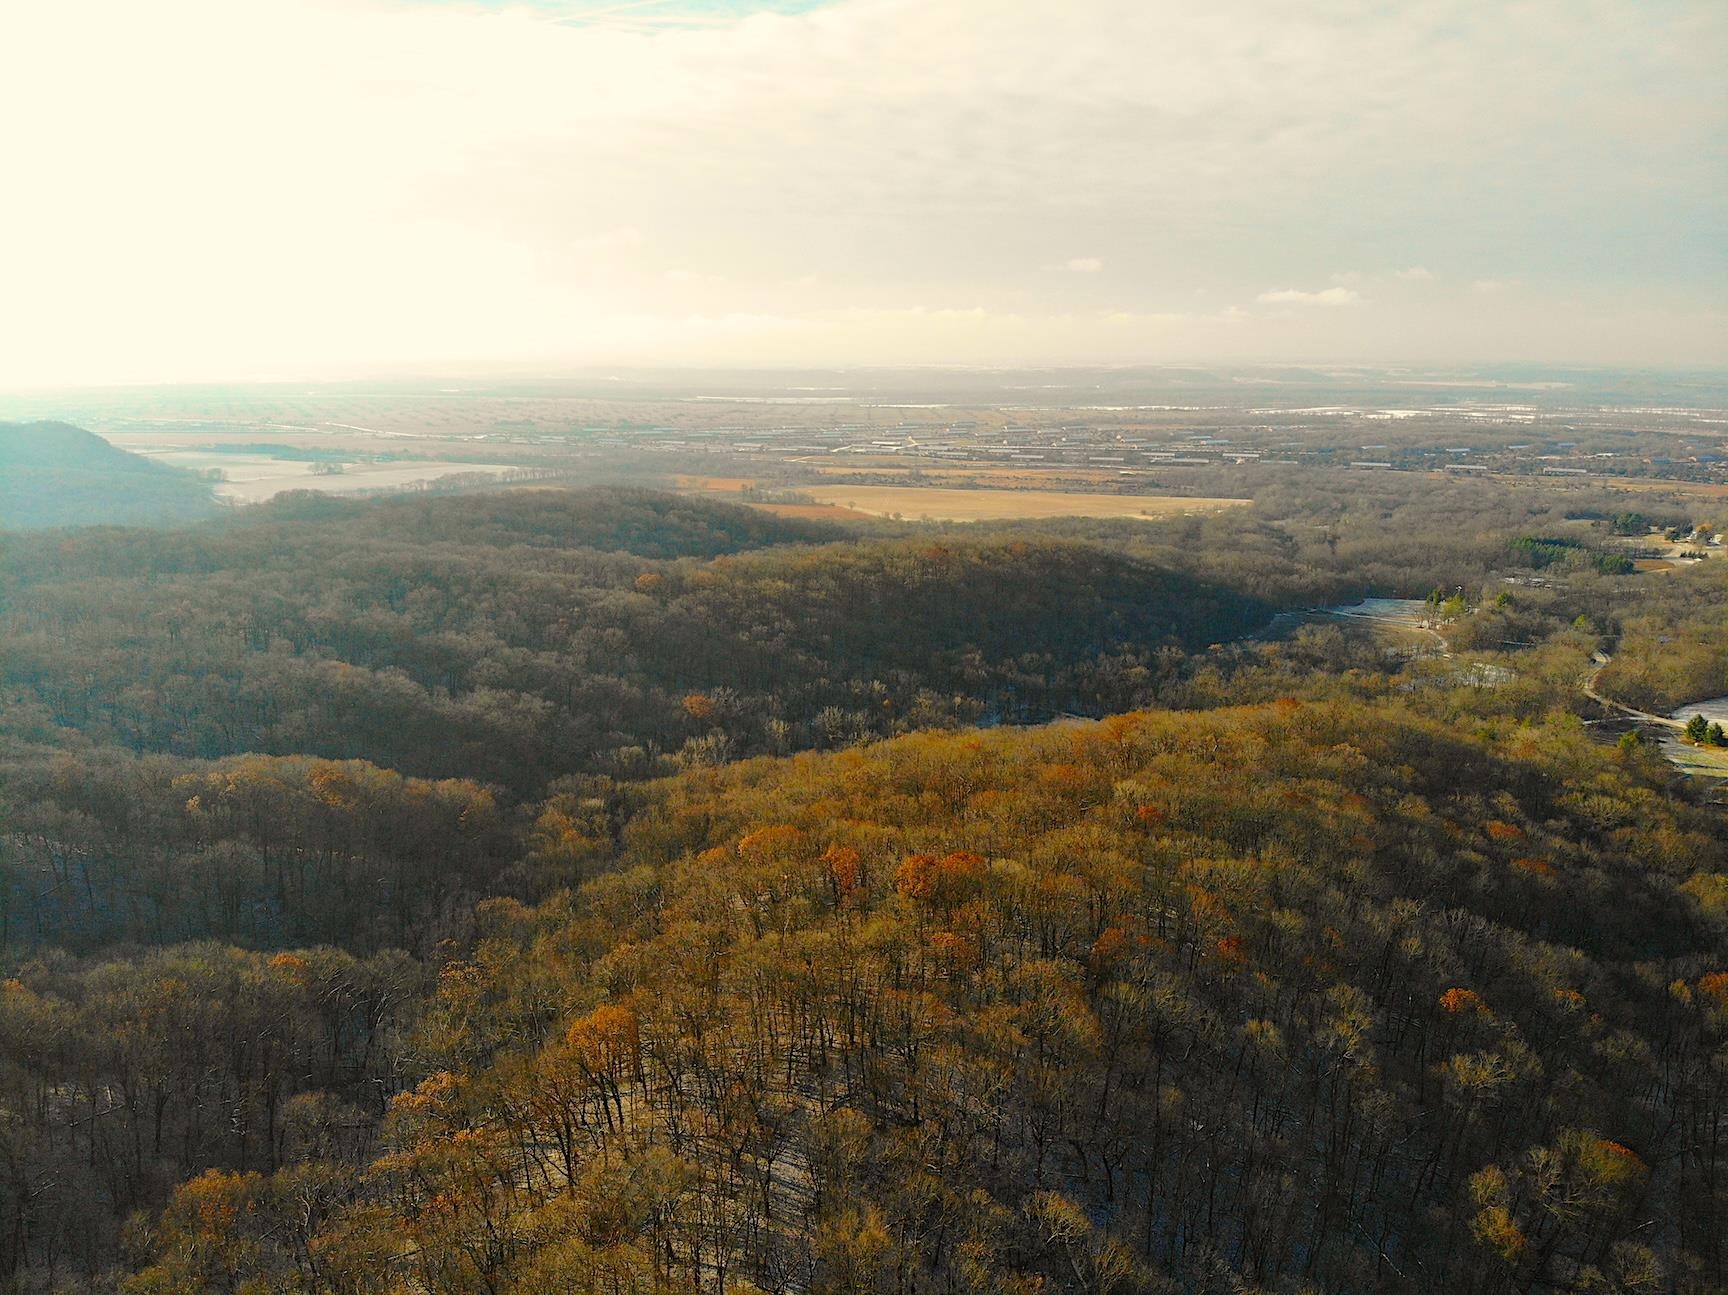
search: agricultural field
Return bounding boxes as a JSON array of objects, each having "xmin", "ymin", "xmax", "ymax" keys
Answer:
[
  {"xmin": 745, "ymin": 502, "xmax": 871, "ymax": 521},
  {"xmin": 96, "ymin": 429, "xmax": 521, "ymax": 502},
  {"xmin": 155, "ymin": 452, "xmax": 516, "ymax": 502},
  {"xmin": 802, "ymin": 462, "xmax": 1131, "ymax": 488},
  {"xmin": 799, "ymin": 484, "xmax": 1249, "ymax": 521}
]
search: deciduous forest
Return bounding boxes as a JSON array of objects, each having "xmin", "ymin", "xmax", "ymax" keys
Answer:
[
  {"xmin": 5, "ymin": 0, "xmax": 1724, "ymax": 1281},
  {"xmin": 1, "ymin": 483, "xmax": 1724, "ymax": 1294}
]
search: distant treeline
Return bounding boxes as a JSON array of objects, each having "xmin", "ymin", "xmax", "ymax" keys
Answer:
[
  {"xmin": 201, "ymin": 442, "xmax": 358, "ymax": 462},
  {"xmin": 1002, "ymin": 471, "xmax": 1661, "ymax": 606}
]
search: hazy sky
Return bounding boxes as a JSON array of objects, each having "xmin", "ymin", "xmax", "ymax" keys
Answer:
[{"xmin": 2, "ymin": 0, "xmax": 1724, "ymax": 384}]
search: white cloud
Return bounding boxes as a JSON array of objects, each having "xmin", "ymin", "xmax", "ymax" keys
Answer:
[
  {"xmin": 663, "ymin": 268, "xmax": 726, "ymax": 285},
  {"xmin": 570, "ymin": 227, "xmax": 648, "ymax": 257},
  {"xmin": 1396, "ymin": 266, "xmax": 1437, "ymax": 281},
  {"xmin": 0, "ymin": 0, "xmax": 1720, "ymax": 381},
  {"xmin": 1102, "ymin": 310, "xmax": 1191, "ymax": 326},
  {"xmin": 1256, "ymin": 287, "xmax": 1363, "ymax": 307},
  {"xmin": 1472, "ymin": 278, "xmax": 1519, "ymax": 294}
]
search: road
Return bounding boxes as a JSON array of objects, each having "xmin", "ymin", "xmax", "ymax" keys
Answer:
[{"xmin": 1583, "ymin": 652, "xmax": 1683, "ymax": 730}]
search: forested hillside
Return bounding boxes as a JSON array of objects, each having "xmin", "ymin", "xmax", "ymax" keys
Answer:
[
  {"xmin": 8, "ymin": 700, "xmax": 1721, "ymax": 1293},
  {"xmin": 1593, "ymin": 559, "xmax": 1728, "ymax": 714},
  {"xmin": 0, "ymin": 489, "xmax": 1268, "ymax": 790},
  {"xmin": 0, "ymin": 422, "xmax": 219, "ymax": 529},
  {"xmin": 1, "ymin": 484, "xmax": 1724, "ymax": 1293}
]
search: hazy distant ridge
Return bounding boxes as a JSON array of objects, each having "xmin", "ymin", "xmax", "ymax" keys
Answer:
[{"xmin": 0, "ymin": 420, "xmax": 219, "ymax": 529}]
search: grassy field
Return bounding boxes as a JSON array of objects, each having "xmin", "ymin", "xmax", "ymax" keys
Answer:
[
  {"xmin": 1663, "ymin": 743, "xmax": 1728, "ymax": 777},
  {"xmin": 1661, "ymin": 696, "xmax": 1728, "ymax": 777},
  {"xmin": 748, "ymin": 502, "xmax": 872, "ymax": 521},
  {"xmin": 798, "ymin": 485, "xmax": 1249, "ymax": 522}
]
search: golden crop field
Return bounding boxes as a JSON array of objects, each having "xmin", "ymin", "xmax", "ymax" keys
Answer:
[{"xmin": 799, "ymin": 485, "xmax": 1250, "ymax": 522}]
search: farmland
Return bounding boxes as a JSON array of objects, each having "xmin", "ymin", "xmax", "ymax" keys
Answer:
[
  {"xmin": 797, "ymin": 484, "xmax": 1249, "ymax": 521},
  {"xmin": 90, "ymin": 432, "xmax": 516, "ymax": 502}
]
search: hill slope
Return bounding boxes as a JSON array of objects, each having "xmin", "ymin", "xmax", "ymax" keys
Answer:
[
  {"xmin": 81, "ymin": 700, "xmax": 1727, "ymax": 1294},
  {"xmin": 0, "ymin": 489, "xmax": 1269, "ymax": 789},
  {"xmin": 0, "ymin": 421, "xmax": 219, "ymax": 529}
]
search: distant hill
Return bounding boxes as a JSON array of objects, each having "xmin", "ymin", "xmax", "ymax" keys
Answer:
[
  {"xmin": 0, "ymin": 421, "xmax": 220, "ymax": 529},
  {"xmin": 0, "ymin": 488, "xmax": 1269, "ymax": 790}
]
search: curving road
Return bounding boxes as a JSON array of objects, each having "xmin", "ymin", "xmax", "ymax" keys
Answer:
[{"xmin": 1583, "ymin": 652, "xmax": 1683, "ymax": 729}]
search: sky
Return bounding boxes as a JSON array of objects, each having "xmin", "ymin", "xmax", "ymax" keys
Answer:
[{"xmin": 0, "ymin": 0, "xmax": 1724, "ymax": 385}]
